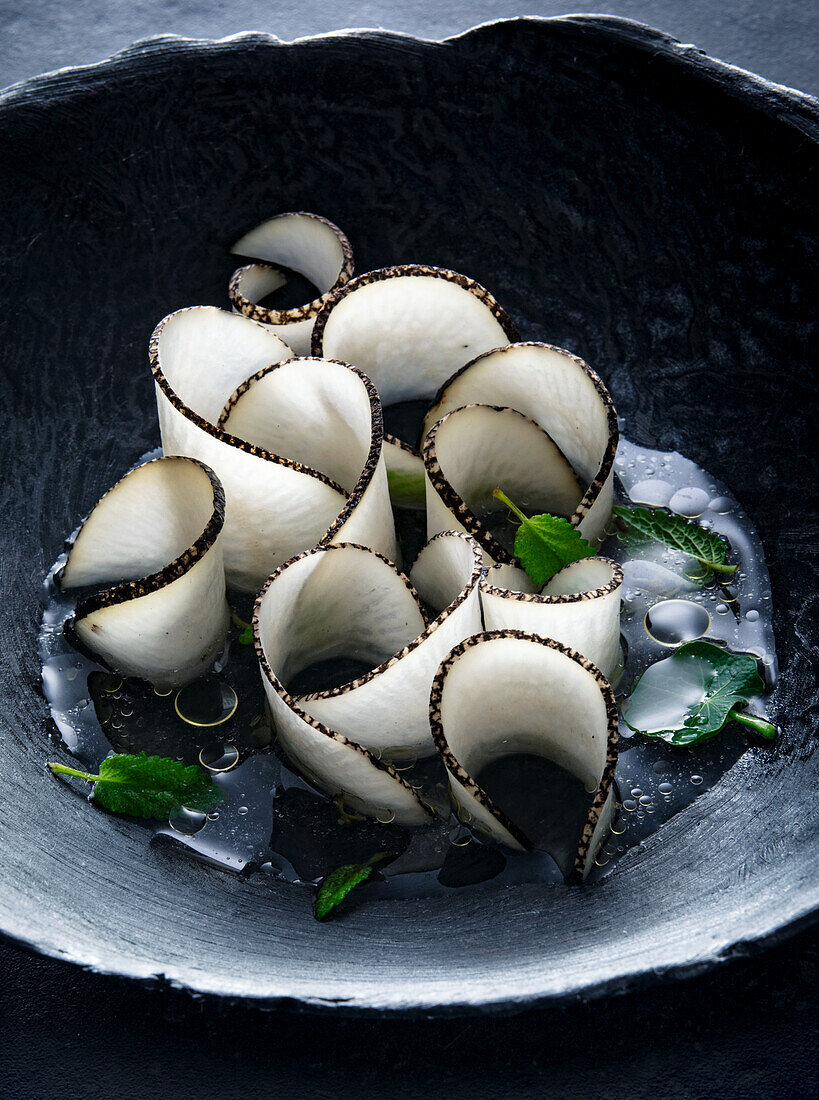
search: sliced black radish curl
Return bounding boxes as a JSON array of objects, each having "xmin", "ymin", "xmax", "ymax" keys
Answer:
[
  {"xmin": 60, "ymin": 456, "xmax": 230, "ymax": 688},
  {"xmin": 480, "ymin": 558, "xmax": 624, "ymax": 682},
  {"xmin": 423, "ymin": 403, "xmax": 584, "ymax": 561},
  {"xmin": 253, "ymin": 532, "xmax": 483, "ymax": 825},
  {"xmin": 229, "ymin": 212, "xmax": 354, "ymax": 355},
  {"xmin": 150, "ymin": 306, "xmax": 398, "ymax": 592},
  {"xmin": 430, "ymin": 630, "xmax": 619, "ymax": 880},
  {"xmin": 311, "ymin": 264, "xmax": 520, "ymax": 492},
  {"xmin": 423, "ymin": 342, "xmax": 619, "ymax": 546}
]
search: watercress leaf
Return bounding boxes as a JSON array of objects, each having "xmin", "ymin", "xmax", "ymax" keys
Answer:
[
  {"xmin": 623, "ymin": 640, "xmax": 774, "ymax": 746},
  {"xmin": 493, "ymin": 489, "xmax": 595, "ymax": 588},
  {"xmin": 314, "ymin": 852, "xmax": 390, "ymax": 921},
  {"xmin": 612, "ymin": 505, "xmax": 737, "ymax": 575},
  {"xmin": 238, "ymin": 625, "xmax": 254, "ymax": 645},
  {"xmin": 48, "ymin": 752, "xmax": 222, "ymax": 818}
]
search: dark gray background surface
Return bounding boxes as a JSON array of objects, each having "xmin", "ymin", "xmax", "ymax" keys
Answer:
[{"xmin": 1, "ymin": 4, "xmax": 817, "ymax": 1099}]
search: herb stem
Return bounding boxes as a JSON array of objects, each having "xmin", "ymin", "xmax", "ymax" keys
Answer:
[
  {"xmin": 730, "ymin": 709, "xmax": 777, "ymax": 740},
  {"xmin": 493, "ymin": 488, "xmax": 526, "ymax": 525},
  {"xmin": 705, "ymin": 559, "xmax": 739, "ymax": 575},
  {"xmin": 47, "ymin": 762, "xmax": 99, "ymax": 783}
]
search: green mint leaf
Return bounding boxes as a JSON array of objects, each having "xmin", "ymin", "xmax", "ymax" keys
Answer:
[
  {"xmin": 493, "ymin": 489, "xmax": 595, "ymax": 588},
  {"xmin": 623, "ymin": 640, "xmax": 776, "ymax": 746},
  {"xmin": 612, "ymin": 505, "xmax": 738, "ymax": 575},
  {"xmin": 238, "ymin": 625, "xmax": 254, "ymax": 645},
  {"xmin": 314, "ymin": 852, "xmax": 391, "ymax": 921},
  {"xmin": 386, "ymin": 467, "xmax": 426, "ymax": 508},
  {"xmin": 48, "ymin": 752, "xmax": 222, "ymax": 818}
]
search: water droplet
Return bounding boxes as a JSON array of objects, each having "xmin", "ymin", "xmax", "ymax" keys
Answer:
[
  {"xmin": 715, "ymin": 603, "xmax": 729, "ymax": 615},
  {"xmin": 168, "ymin": 807, "xmax": 207, "ymax": 835},
  {"xmin": 669, "ymin": 487, "xmax": 710, "ymax": 518},
  {"xmin": 376, "ymin": 809, "xmax": 396, "ymax": 825},
  {"xmin": 238, "ymin": 805, "xmax": 248, "ymax": 816},
  {"xmin": 153, "ymin": 685, "xmax": 173, "ymax": 697},
  {"xmin": 452, "ymin": 833, "xmax": 472, "ymax": 847},
  {"xmin": 708, "ymin": 496, "xmax": 733, "ymax": 514},
  {"xmin": 746, "ymin": 609, "xmax": 760, "ymax": 622},
  {"xmin": 690, "ymin": 775, "xmax": 703, "ymax": 786},
  {"xmin": 645, "ymin": 599, "xmax": 710, "ymax": 645},
  {"xmin": 623, "ymin": 798, "xmax": 638, "ymax": 812},
  {"xmin": 610, "ymin": 820, "xmax": 625, "ymax": 835},
  {"xmin": 638, "ymin": 795, "xmax": 652, "ymax": 807},
  {"xmin": 175, "ymin": 677, "xmax": 238, "ymax": 727},
  {"xmin": 207, "ymin": 811, "xmax": 220, "ymax": 821},
  {"xmin": 652, "ymin": 760, "xmax": 670, "ymax": 774},
  {"xmin": 198, "ymin": 741, "xmax": 240, "ymax": 772},
  {"xmin": 630, "ymin": 787, "xmax": 643, "ymax": 797},
  {"xmin": 658, "ymin": 781, "xmax": 673, "ymax": 795},
  {"xmin": 629, "ymin": 479, "xmax": 674, "ymax": 507}
]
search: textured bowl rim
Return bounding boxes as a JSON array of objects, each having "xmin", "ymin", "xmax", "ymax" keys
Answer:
[{"xmin": 1, "ymin": 15, "xmax": 817, "ymax": 1015}]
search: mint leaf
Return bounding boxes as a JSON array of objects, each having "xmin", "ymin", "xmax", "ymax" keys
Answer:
[
  {"xmin": 48, "ymin": 752, "xmax": 222, "ymax": 818},
  {"xmin": 238, "ymin": 625, "xmax": 254, "ymax": 645},
  {"xmin": 314, "ymin": 852, "xmax": 391, "ymax": 921},
  {"xmin": 493, "ymin": 489, "xmax": 595, "ymax": 587},
  {"xmin": 623, "ymin": 640, "xmax": 776, "ymax": 746},
  {"xmin": 612, "ymin": 505, "xmax": 737, "ymax": 575}
]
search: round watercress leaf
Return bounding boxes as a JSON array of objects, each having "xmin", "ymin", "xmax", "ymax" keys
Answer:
[{"xmin": 623, "ymin": 640, "xmax": 766, "ymax": 746}]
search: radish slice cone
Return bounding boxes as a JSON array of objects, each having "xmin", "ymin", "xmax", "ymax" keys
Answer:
[
  {"xmin": 61, "ymin": 456, "xmax": 229, "ymax": 688},
  {"xmin": 430, "ymin": 630, "xmax": 618, "ymax": 880},
  {"xmin": 423, "ymin": 342, "xmax": 618, "ymax": 545},
  {"xmin": 150, "ymin": 307, "xmax": 397, "ymax": 591},
  {"xmin": 229, "ymin": 212, "xmax": 353, "ymax": 354},
  {"xmin": 480, "ymin": 557, "xmax": 624, "ymax": 681},
  {"xmin": 312, "ymin": 264, "xmax": 518, "ymax": 405},
  {"xmin": 254, "ymin": 533, "xmax": 483, "ymax": 823}
]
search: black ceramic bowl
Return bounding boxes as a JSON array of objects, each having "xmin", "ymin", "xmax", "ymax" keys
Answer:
[{"xmin": 0, "ymin": 16, "xmax": 816, "ymax": 1013}]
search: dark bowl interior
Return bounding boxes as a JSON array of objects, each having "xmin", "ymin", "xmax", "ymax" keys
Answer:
[{"xmin": 0, "ymin": 16, "xmax": 816, "ymax": 1012}]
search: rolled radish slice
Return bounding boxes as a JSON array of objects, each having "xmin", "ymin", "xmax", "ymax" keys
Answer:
[
  {"xmin": 254, "ymin": 533, "xmax": 483, "ymax": 821},
  {"xmin": 423, "ymin": 343, "xmax": 618, "ymax": 544},
  {"xmin": 311, "ymin": 265, "xmax": 519, "ymax": 405},
  {"xmin": 384, "ymin": 435, "xmax": 426, "ymax": 510},
  {"xmin": 229, "ymin": 212, "xmax": 354, "ymax": 354},
  {"xmin": 150, "ymin": 307, "xmax": 397, "ymax": 592},
  {"xmin": 480, "ymin": 557, "xmax": 624, "ymax": 681},
  {"xmin": 60, "ymin": 456, "xmax": 229, "ymax": 688},
  {"xmin": 430, "ymin": 630, "xmax": 619, "ymax": 880},
  {"xmin": 423, "ymin": 403, "xmax": 584, "ymax": 562}
]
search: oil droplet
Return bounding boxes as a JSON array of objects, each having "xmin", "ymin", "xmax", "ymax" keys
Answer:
[
  {"xmin": 153, "ymin": 685, "xmax": 173, "ymax": 697},
  {"xmin": 452, "ymin": 833, "xmax": 472, "ymax": 847},
  {"xmin": 715, "ymin": 603, "xmax": 729, "ymax": 615},
  {"xmin": 376, "ymin": 809, "xmax": 396, "ymax": 825},
  {"xmin": 174, "ymin": 677, "xmax": 238, "ymax": 727},
  {"xmin": 690, "ymin": 775, "xmax": 703, "ymax": 786},
  {"xmin": 746, "ymin": 609, "xmax": 760, "ymax": 622},
  {"xmin": 709, "ymin": 496, "xmax": 733, "ymax": 514},
  {"xmin": 645, "ymin": 600, "xmax": 710, "ymax": 645},
  {"xmin": 198, "ymin": 742, "xmax": 240, "ymax": 772},
  {"xmin": 169, "ymin": 807, "xmax": 207, "ymax": 835},
  {"xmin": 669, "ymin": 487, "xmax": 710, "ymax": 518},
  {"xmin": 629, "ymin": 479, "xmax": 674, "ymax": 507},
  {"xmin": 658, "ymin": 781, "xmax": 673, "ymax": 796},
  {"xmin": 622, "ymin": 798, "xmax": 638, "ymax": 812},
  {"xmin": 610, "ymin": 820, "xmax": 625, "ymax": 835}
]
